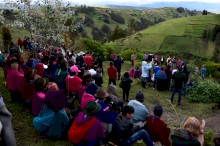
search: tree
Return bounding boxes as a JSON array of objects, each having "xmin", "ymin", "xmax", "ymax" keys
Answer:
[
  {"xmin": 2, "ymin": 9, "xmax": 16, "ymax": 20},
  {"xmin": 1, "ymin": 27, "xmax": 12, "ymax": 52},
  {"xmin": 202, "ymin": 10, "xmax": 208, "ymax": 15},
  {"xmin": 5, "ymin": 0, "xmax": 82, "ymax": 45},
  {"xmin": 111, "ymin": 25, "xmax": 126, "ymax": 41},
  {"xmin": 127, "ymin": 18, "xmax": 137, "ymax": 35}
]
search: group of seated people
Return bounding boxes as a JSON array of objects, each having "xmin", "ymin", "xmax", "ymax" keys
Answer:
[{"xmin": 2, "ymin": 46, "xmax": 208, "ymax": 146}]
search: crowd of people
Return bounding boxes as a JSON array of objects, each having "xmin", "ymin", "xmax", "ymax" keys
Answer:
[{"xmin": 0, "ymin": 39, "xmax": 214, "ymax": 146}]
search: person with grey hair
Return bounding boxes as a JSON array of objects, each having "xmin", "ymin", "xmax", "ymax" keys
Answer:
[{"xmin": 0, "ymin": 93, "xmax": 16, "ymax": 146}]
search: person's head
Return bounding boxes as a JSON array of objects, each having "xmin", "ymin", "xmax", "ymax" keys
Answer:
[
  {"xmin": 84, "ymin": 101, "xmax": 101, "ymax": 116},
  {"xmin": 96, "ymin": 68, "xmax": 101, "ymax": 74},
  {"xmin": 9, "ymin": 57, "xmax": 19, "ymax": 70},
  {"xmin": 117, "ymin": 55, "xmax": 120, "ymax": 59},
  {"xmin": 24, "ymin": 68, "xmax": 36, "ymax": 82},
  {"xmin": 86, "ymin": 83, "xmax": 98, "ymax": 96},
  {"xmin": 110, "ymin": 62, "xmax": 114, "ymax": 67},
  {"xmin": 183, "ymin": 117, "xmax": 201, "ymax": 137},
  {"xmin": 82, "ymin": 74, "xmax": 92, "ymax": 85},
  {"xmin": 123, "ymin": 72, "xmax": 130, "ymax": 78},
  {"xmin": 95, "ymin": 87, "xmax": 108, "ymax": 100},
  {"xmin": 35, "ymin": 77, "xmax": 49, "ymax": 92},
  {"xmin": 135, "ymin": 91, "xmax": 145, "ymax": 103},
  {"xmin": 154, "ymin": 104, "xmax": 163, "ymax": 117},
  {"xmin": 122, "ymin": 105, "xmax": 134, "ymax": 119},
  {"xmin": 70, "ymin": 65, "xmax": 81, "ymax": 76}
]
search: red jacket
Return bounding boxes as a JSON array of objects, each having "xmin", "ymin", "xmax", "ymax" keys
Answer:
[
  {"xmin": 84, "ymin": 55, "xmax": 93, "ymax": 67},
  {"xmin": 145, "ymin": 115, "xmax": 171, "ymax": 146},
  {"xmin": 107, "ymin": 66, "xmax": 117, "ymax": 79}
]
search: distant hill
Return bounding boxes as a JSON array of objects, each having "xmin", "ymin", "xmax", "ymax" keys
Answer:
[
  {"xmin": 108, "ymin": 14, "xmax": 220, "ymax": 59},
  {"xmin": 140, "ymin": 2, "xmax": 220, "ymax": 14},
  {"xmin": 71, "ymin": 6, "xmax": 201, "ymax": 42}
]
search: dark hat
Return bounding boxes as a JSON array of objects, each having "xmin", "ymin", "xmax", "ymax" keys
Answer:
[
  {"xmin": 135, "ymin": 91, "xmax": 145, "ymax": 102},
  {"xmin": 94, "ymin": 87, "xmax": 108, "ymax": 99},
  {"xmin": 86, "ymin": 83, "xmax": 98, "ymax": 96},
  {"xmin": 84, "ymin": 101, "xmax": 101, "ymax": 116},
  {"xmin": 9, "ymin": 56, "xmax": 19, "ymax": 64}
]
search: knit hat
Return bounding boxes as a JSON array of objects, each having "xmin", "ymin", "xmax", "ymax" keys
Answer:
[
  {"xmin": 70, "ymin": 65, "xmax": 81, "ymax": 73},
  {"xmin": 95, "ymin": 87, "xmax": 108, "ymax": 99},
  {"xmin": 135, "ymin": 91, "xmax": 145, "ymax": 102},
  {"xmin": 84, "ymin": 101, "xmax": 101, "ymax": 116},
  {"xmin": 86, "ymin": 83, "xmax": 98, "ymax": 96}
]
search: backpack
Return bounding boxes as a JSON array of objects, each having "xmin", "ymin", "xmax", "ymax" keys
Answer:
[{"xmin": 68, "ymin": 117, "xmax": 96, "ymax": 143}]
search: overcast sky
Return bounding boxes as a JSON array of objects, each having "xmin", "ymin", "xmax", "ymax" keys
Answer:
[{"xmin": 69, "ymin": 0, "xmax": 220, "ymax": 5}]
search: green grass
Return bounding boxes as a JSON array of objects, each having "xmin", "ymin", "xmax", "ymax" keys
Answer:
[
  {"xmin": 1, "ymin": 61, "xmax": 219, "ymax": 145},
  {"xmin": 109, "ymin": 14, "xmax": 220, "ymax": 59}
]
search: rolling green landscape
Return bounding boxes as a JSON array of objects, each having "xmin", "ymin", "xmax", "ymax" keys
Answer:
[
  {"xmin": 108, "ymin": 14, "xmax": 220, "ymax": 59},
  {"xmin": 0, "ymin": 2, "xmax": 220, "ymax": 146}
]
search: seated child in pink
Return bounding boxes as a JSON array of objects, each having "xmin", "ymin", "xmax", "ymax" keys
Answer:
[{"xmin": 32, "ymin": 78, "xmax": 49, "ymax": 116}]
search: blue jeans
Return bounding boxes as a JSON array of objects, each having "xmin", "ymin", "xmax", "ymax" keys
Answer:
[
  {"xmin": 77, "ymin": 138, "xmax": 97, "ymax": 146},
  {"xmin": 125, "ymin": 129, "xmax": 153, "ymax": 146},
  {"xmin": 171, "ymin": 87, "xmax": 182, "ymax": 104}
]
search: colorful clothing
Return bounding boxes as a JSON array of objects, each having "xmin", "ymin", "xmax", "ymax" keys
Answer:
[
  {"xmin": 65, "ymin": 75, "xmax": 82, "ymax": 93},
  {"xmin": 146, "ymin": 115, "xmax": 171, "ymax": 146}
]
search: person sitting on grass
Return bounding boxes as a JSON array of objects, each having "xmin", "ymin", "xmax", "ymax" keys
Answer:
[
  {"xmin": 6, "ymin": 57, "xmax": 24, "ymax": 102},
  {"xmin": 95, "ymin": 87, "xmax": 117, "ymax": 134},
  {"xmin": 68, "ymin": 100, "xmax": 105, "ymax": 145},
  {"xmin": 171, "ymin": 117, "xmax": 206, "ymax": 146},
  {"xmin": 65, "ymin": 65, "xmax": 82, "ymax": 109},
  {"xmin": 145, "ymin": 104, "xmax": 171, "ymax": 146},
  {"xmin": 110, "ymin": 105, "xmax": 153, "ymax": 146},
  {"xmin": 128, "ymin": 91, "xmax": 149, "ymax": 128},
  {"xmin": 33, "ymin": 89, "xmax": 69, "ymax": 138},
  {"xmin": 32, "ymin": 77, "xmax": 49, "ymax": 116}
]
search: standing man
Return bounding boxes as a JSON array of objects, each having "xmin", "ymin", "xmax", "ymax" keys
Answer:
[
  {"xmin": 170, "ymin": 67, "xmax": 186, "ymax": 105},
  {"xmin": 107, "ymin": 62, "xmax": 117, "ymax": 85},
  {"xmin": 84, "ymin": 52, "xmax": 93, "ymax": 68},
  {"xmin": 114, "ymin": 55, "xmax": 123, "ymax": 80},
  {"xmin": 97, "ymin": 54, "xmax": 103, "ymax": 74},
  {"xmin": 131, "ymin": 54, "xmax": 136, "ymax": 66},
  {"xmin": 141, "ymin": 60, "xmax": 153, "ymax": 88}
]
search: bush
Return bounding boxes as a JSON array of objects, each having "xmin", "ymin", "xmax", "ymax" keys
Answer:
[
  {"xmin": 109, "ymin": 13, "xmax": 125, "ymax": 24},
  {"xmin": 119, "ymin": 49, "xmax": 137, "ymax": 61},
  {"xmin": 204, "ymin": 61, "xmax": 220, "ymax": 79},
  {"xmin": 186, "ymin": 79, "xmax": 220, "ymax": 104},
  {"xmin": 79, "ymin": 38, "xmax": 114, "ymax": 60},
  {"xmin": 204, "ymin": 130, "xmax": 214, "ymax": 146}
]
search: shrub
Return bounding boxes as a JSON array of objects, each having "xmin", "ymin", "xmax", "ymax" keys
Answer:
[
  {"xmin": 119, "ymin": 49, "xmax": 137, "ymax": 61},
  {"xmin": 186, "ymin": 79, "xmax": 220, "ymax": 104},
  {"xmin": 204, "ymin": 130, "xmax": 214, "ymax": 146},
  {"xmin": 1, "ymin": 27, "xmax": 12, "ymax": 52},
  {"xmin": 204, "ymin": 61, "xmax": 220, "ymax": 79},
  {"xmin": 109, "ymin": 13, "xmax": 125, "ymax": 24},
  {"xmin": 79, "ymin": 38, "xmax": 114, "ymax": 60}
]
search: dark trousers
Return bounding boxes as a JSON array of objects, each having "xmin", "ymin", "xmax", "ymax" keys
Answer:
[
  {"xmin": 117, "ymin": 68, "xmax": 121, "ymax": 80},
  {"xmin": 123, "ymin": 89, "xmax": 130, "ymax": 102},
  {"xmin": 171, "ymin": 87, "xmax": 182, "ymax": 104},
  {"xmin": 109, "ymin": 79, "xmax": 116, "ymax": 86}
]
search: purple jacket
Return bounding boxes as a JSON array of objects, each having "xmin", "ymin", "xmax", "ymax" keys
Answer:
[{"xmin": 76, "ymin": 112, "xmax": 105, "ymax": 141}]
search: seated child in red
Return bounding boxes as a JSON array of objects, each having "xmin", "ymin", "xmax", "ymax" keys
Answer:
[{"xmin": 65, "ymin": 65, "xmax": 82, "ymax": 94}]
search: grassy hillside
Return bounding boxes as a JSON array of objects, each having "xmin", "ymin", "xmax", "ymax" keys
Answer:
[{"xmin": 108, "ymin": 14, "xmax": 220, "ymax": 59}]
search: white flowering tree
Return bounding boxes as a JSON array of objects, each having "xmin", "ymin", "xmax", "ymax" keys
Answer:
[{"xmin": 4, "ymin": 0, "xmax": 83, "ymax": 46}]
